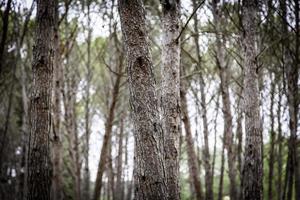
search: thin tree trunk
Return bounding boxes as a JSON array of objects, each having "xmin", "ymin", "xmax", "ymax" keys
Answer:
[
  {"xmin": 268, "ymin": 73, "xmax": 276, "ymax": 200},
  {"xmin": 51, "ymin": 1, "xmax": 63, "ymax": 199},
  {"xmin": 0, "ymin": 0, "xmax": 12, "ymax": 73},
  {"xmin": 218, "ymin": 138, "xmax": 225, "ymax": 200},
  {"xmin": 180, "ymin": 79, "xmax": 203, "ymax": 200},
  {"xmin": 161, "ymin": 1, "xmax": 181, "ymax": 200},
  {"xmin": 116, "ymin": 115, "xmax": 124, "ymax": 200},
  {"xmin": 83, "ymin": 1, "xmax": 92, "ymax": 199},
  {"xmin": 212, "ymin": 1, "xmax": 237, "ymax": 199},
  {"xmin": 276, "ymin": 82, "xmax": 283, "ymax": 200},
  {"xmin": 241, "ymin": 0, "xmax": 263, "ymax": 199},
  {"xmin": 27, "ymin": 0, "xmax": 55, "ymax": 199},
  {"xmin": 118, "ymin": 0, "xmax": 168, "ymax": 199},
  {"xmin": 192, "ymin": 1, "xmax": 213, "ymax": 199},
  {"xmin": 293, "ymin": 1, "xmax": 299, "ymax": 199},
  {"xmin": 93, "ymin": 58, "xmax": 123, "ymax": 200}
]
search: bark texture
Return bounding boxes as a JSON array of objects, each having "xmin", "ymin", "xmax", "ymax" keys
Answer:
[
  {"xmin": 118, "ymin": 0, "xmax": 168, "ymax": 199},
  {"xmin": 27, "ymin": 0, "xmax": 55, "ymax": 199},
  {"xmin": 241, "ymin": 0, "xmax": 263, "ymax": 199},
  {"xmin": 161, "ymin": 1, "xmax": 181, "ymax": 199}
]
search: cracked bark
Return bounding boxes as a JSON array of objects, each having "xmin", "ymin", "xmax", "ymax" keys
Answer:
[
  {"xmin": 161, "ymin": 1, "xmax": 181, "ymax": 199},
  {"xmin": 241, "ymin": 0, "xmax": 263, "ymax": 199},
  {"xmin": 118, "ymin": 0, "xmax": 168, "ymax": 199},
  {"xmin": 27, "ymin": 0, "xmax": 55, "ymax": 199}
]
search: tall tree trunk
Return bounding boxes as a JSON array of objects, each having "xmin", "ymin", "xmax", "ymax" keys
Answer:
[
  {"xmin": 180, "ymin": 79, "xmax": 203, "ymax": 200},
  {"xmin": 218, "ymin": 138, "xmax": 225, "ymax": 200},
  {"xmin": 0, "ymin": 0, "xmax": 12, "ymax": 73},
  {"xmin": 276, "ymin": 82, "xmax": 283, "ymax": 200},
  {"xmin": 191, "ymin": 0, "xmax": 213, "ymax": 199},
  {"xmin": 83, "ymin": 1, "xmax": 92, "ymax": 199},
  {"xmin": 293, "ymin": 0, "xmax": 299, "ymax": 199},
  {"xmin": 280, "ymin": 0, "xmax": 299, "ymax": 199},
  {"xmin": 268, "ymin": 73, "xmax": 275, "ymax": 200},
  {"xmin": 51, "ymin": 1, "xmax": 63, "ymax": 199},
  {"xmin": 93, "ymin": 58, "xmax": 123, "ymax": 200},
  {"xmin": 27, "ymin": 0, "xmax": 55, "ymax": 199},
  {"xmin": 241, "ymin": 0, "xmax": 263, "ymax": 199},
  {"xmin": 161, "ymin": 1, "xmax": 181, "ymax": 200},
  {"xmin": 116, "ymin": 115, "xmax": 125, "ymax": 200},
  {"xmin": 212, "ymin": 1, "xmax": 237, "ymax": 199},
  {"xmin": 118, "ymin": 0, "xmax": 168, "ymax": 199}
]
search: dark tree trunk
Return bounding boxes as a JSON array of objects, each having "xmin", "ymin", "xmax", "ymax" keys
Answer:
[
  {"xmin": 0, "ymin": 0, "xmax": 12, "ymax": 73},
  {"xmin": 241, "ymin": 0, "xmax": 263, "ymax": 200},
  {"xmin": 118, "ymin": 0, "xmax": 168, "ymax": 199},
  {"xmin": 27, "ymin": 0, "xmax": 55, "ymax": 199}
]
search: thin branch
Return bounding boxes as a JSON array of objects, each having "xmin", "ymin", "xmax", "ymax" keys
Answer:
[{"xmin": 176, "ymin": 0, "xmax": 205, "ymax": 42}]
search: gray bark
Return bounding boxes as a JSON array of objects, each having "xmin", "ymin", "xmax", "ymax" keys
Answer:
[
  {"xmin": 161, "ymin": 1, "xmax": 181, "ymax": 200},
  {"xmin": 118, "ymin": 0, "xmax": 168, "ymax": 199},
  {"xmin": 241, "ymin": 0, "xmax": 263, "ymax": 199}
]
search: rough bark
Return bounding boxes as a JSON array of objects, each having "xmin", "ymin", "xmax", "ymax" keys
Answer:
[
  {"xmin": 118, "ymin": 0, "xmax": 168, "ymax": 199},
  {"xmin": 27, "ymin": 0, "xmax": 55, "ymax": 199},
  {"xmin": 241, "ymin": 0, "xmax": 263, "ymax": 199},
  {"xmin": 180, "ymin": 79, "xmax": 203, "ymax": 200},
  {"xmin": 161, "ymin": 1, "xmax": 181, "ymax": 200}
]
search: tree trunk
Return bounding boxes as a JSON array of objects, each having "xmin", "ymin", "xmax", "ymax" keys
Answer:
[
  {"xmin": 118, "ymin": 0, "xmax": 168, "ymax": 199},
  {"xmin": 51, "ymin": 1, "xmax": 63, "ymax": 199},
  {"xmin": 0, "ymin": 0, "xmax": 12, "ymax": 73},
  {"xmin": 280, "ymin": 0, "xmax": 299, "ymax": 199},
  {"xmin": 93, "ymin": 57, "xmax": 123, "ymax": 200},
  {"xmin": 192, "ymin": 1, "xmax": 213, "ymax": 199},
  {"xmin": 218, "ymin": 139, "xmax": 225, "ymax": 200},
  {"xmin": 116, "ymin": 115, "xmax": 125, "ymax": 200},
  {"xmin": 212, "ymin": 1, "xmax": 237, "ymax": 199},
  {"xmin": 276, "ymin": 82, "xmax": 283, "ymax": 200},
  {"xmin": 180, "ymin": 80, "xmax": 203, "ymax": 200},
  {"xmin": 268, "ymin": 73, "xmax": 275, "ymax": 200},
  {"xmin": 27, "ymin": 0, "xmax": 55, "ymax": 199},
  {"xmin": 241, "ymin": 0, "xmax": 263, "ymax": 199},
  {"xmin": 83, "ymin": 1, "xmax": 92, "ymax": 199},
  {"xmin": 161, "ymin": 1, "xmax": 181, "ymax": 200}
]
